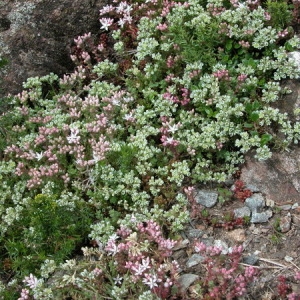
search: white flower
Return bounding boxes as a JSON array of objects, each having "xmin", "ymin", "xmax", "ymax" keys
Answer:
[
  {"xmin": 118, "ymin": 18, "xmax": 126, "ymax": 28},
  {"xmin": 116, "ymin": 2, "xmax": 132, "ymax": 14},
  {"xmin": 123, "ymin": 15, "xmax": 132, "ymax": 24},
  {"xmin": 132, "ymin": 264, "xmax": 145, "ymax": 276},
  {"xmin": 67, "ymin": 127, "xmax": 80, "ymax": 144},
  {"xmin": 142, "ymin": 273, "xmax": 161, "ymax": 289},
  {"xmin": 167, "ymin": 123, "xmax": 180, "ymax": 134},
  {"xmin": 34, "ymin": 151, "xmax": 44, "ymax": 161},
  {"xmin": 29, "ymin": 150, "xmax": 43, "ymax": 161},
  {"xmin": 132, "ymin": 257, "xmax": 151, "ymax": 276},
  {"xmin": 100, "ymin": 18, "xmax": 114, "ymax": 31},
  {"xmin": 124, "ymin": 112, "xmax": 135, "ymax": 121},
  {"xmin": 113, "ymin": 274, "xmax": 123, "ymax": 285},
  {"xmin": 109, "ymin": 233, "xmax": 119, "ymax": 241},
  {"xmin": 165, "ymin": 137, "xmax": 175, "ymax": 144},
  {"xmin": 141, "ymin": 257, "xmax": 150, "ymax": 270}
]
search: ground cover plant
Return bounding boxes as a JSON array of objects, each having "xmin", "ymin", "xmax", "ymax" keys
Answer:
[{"xmin": 1, "ymin": 0, "xmax": 300, "ymax": 298}]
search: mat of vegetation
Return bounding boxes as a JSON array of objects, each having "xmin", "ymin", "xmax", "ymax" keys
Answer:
[{"xmin": 1, "ymin": 0, "xmax": 300, "ymax": 299}]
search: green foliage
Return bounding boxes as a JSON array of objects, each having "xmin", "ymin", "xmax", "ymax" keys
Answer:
[
  {"xmin": 217, "ymin": 187, "xmax": 233, "ymax": 205},
  {"xmin": 1, "ymin": 193, "xmax": 94, "ymax": 277},
  {"xmin": 266, "ymin": 0, "xmax": 293, "ymax": 28}
]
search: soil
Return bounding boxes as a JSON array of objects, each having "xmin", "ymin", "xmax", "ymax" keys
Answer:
[{"xmin": 171, "ymin": 176, "xmax": 300, "ymax": 299}]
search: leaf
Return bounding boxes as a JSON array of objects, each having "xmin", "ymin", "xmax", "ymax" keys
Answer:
[
  {"xmin": 250, "ymin": 112, "xmax": 259, "ymax": 122},
  {"xmin": 243, "ymin": 122, "xmax": 253, "ymax": 128},
  {"xmin": 225, "ymin": 40, "xmax": 233, "ymax": 51},
  {"xmin": 260, "ymin": 133, "xmax": 272, "ymax": 146},
  {"xmin": 234, "ymin": 42, "xmax": 241, "ymax": 49}
]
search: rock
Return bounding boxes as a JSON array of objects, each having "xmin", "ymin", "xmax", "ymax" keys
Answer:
[
  {"xmin": 213, "ymin": 240, "xmax": 229, "ymax": 254},
  {"xmin": 245, "ymin": 184, "xmax": 260, "ymax": 193},
  {"xmin": 288, "ymin": 51, "xmax": 300, "ymax": 71},
  {"xmin": 292, "ymin": 214, "xmax": 300, "ymax": 226},
  {"xmin": 251, "ymin": 210, "xmax": 272, "ymax": 223},
  {"xmin": 277, "ymin": 204, "xmax": 292, "ymax": 211},
  {"xmin": 226, "ymin": 229, "xmax": 246, "ymax": 243},
  {"xmin": 265, "ymin": 198, "xmax": 275, "ymax": 208},
  {"xmin": 279, "ymin": 214, "xmax": 292, "ymax": 233},
  {"xmin": 186, "ymin": 228, "xmax": 204, "ymax": 240},
  {"xmin": 240, "ymin": 148, "xmax": 300, "ymax": 205},
  {"xmin": 178, "ymin": 274, "xmax": 199, "ymax": 291},
  {"xmin": 243, "ymin": 254, "xmax": 259, "ymax": 265},
  {"xmin": 0, "ymin": 0, "xmax": 106, "ymax": 97},
  {"xmin": 173, "ymin": 239, "xmax": 189, "ymax": 251},
  {"xmin": 186, "ymin": 254, "xmax": 205, "ymax": 268},
  {"xmin": 240, "ymin": 80, "xmax": 300, "ymax": 206},
  {"xmin": 172, "ymin": 249, "xmax": 186, "ymax": 261},
  {"xmin": 194, "ymin": 190, "xmax": 218, "ymax": 208},
  {"xmin": 234, "ymin": 206, "xmax": 251, "ymax": 218},
  {"xmin": 245, "ymin": 193, "xmax": 265, "ymax": 212}
]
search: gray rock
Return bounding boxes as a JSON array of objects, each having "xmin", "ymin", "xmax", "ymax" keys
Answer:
[
  {"xmin": 245, "ymin": 193, "xmax": 265, "ymax": 212},
  {"xmin": 251, "ymin": 210, "xmax": 272, "ymax": 223},
  {"xmin": 0, "ymin": 0, "xmax": 106, "ymax": 97},
  {"xmin": 243, "ymin": 254, "xmax": 259, "ymax": 265},
  {"xmin": 288, "ymin": 51, "xmax": 300, "ymax": 71},
  {"xmin": 186, "ymin": 254, "xmax": 205, "ymax": 268},
  {"xmin": 186, "ymin": 228, "xmax": 204, "ymax": 240},
  {"xmin": 178, "ymin": 274, "xmax": 199, "ymax": 291},
  {"xmin": 277, "ymin": 204, "xmax": 292, "ymax": 211},
  {"xmin": 173, "ymin": 239, "xmax": 189, "ymax": 251},
  {"xmin": 245, "ymin": 184, "xmax": 260, "ymax": 193},
  {"xmin": 240, "ymin": 147, "xmax": 300, "ymax": 205},
  {"xmin": 214, "ymin": 240, "xmax": 229, "ymax": 254},
  {"xmin": 195, "ymin": 190, "xmax": 218, "ymax": 208},
  {"xmin": 234, "ymin": 206, "xmax": 251, "ymax": 218},
  {"xmin": 279, "ymin": 213, "xmax": 292, "ymax": 233}
]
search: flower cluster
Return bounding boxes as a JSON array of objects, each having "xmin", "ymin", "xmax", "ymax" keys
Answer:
[
  {"xmin": 19, "ymin": 220, "xmax": 180, "ymax": 299},
  {"xmin": 193, "ymin": 242, "xmax": 258, "ymax": 299}
]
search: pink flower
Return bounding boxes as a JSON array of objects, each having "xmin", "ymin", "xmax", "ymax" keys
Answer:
[
  {"xmin": 18, "ymin": 289, "xmax": 29, "ymax": 300},
  {"xmin": 23, "ymin": 274, "xmax": 39, "ymax": 289},
  {"xmin": 156, "ymin": 23, "xmax": 168, "ymax": 31},
  {"xmin": 99, "ymin": 5, "xmax": 115, "ymax": 15}
]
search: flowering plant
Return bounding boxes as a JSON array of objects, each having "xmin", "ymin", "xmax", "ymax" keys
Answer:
[{"xmin": 1, "ymin": 0, "xmax": 300, "ymax": 298}]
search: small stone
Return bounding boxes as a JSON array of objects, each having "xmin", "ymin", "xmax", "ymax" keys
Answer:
[
  {"xmin": 172, "ymin": 249, "xmax": 186, "ymax": 261},
  {"xmin": 243, "ymin": 254, "xmax": 259, "ymax": 265},
  {"xmin": 292, "ymin": 214, "xmax": 300, "ymax": 226},
  {"xmin": 173, "ymin": 239, "xmax": 189, "ymax": 251},
  {"xmin": 178, "ymin": 274, "xmax": 199, "ymax": 291},
  {"xmin": 186, "ymin": 254, "xmax": 205, "ymax": 268},
  {"xmin": 186, "ymin": 229, "xmax": 204, "ymax": 239},
  {"xmin": 277, "ymin": 204, "xmax": 292, "ymax": 211},
  {"xmin": 214, "ymin": 240, "xmax": 229, "ymax": 254},
  {"xmin": 288, "ymin": 51, "xmax": 300, "ymax": 71},
  {"xmin": 279, "ymin": 214, "xmax": 292, "ymax": 233},
  {"xmin": 245, "ymin": 184, "xmax": 260, "ymax": 192},
  {"xmin": 234, "ymin": 206, "xmax": 251, "ymax": 218},
  {"xmin": 284, "ymin": 255, "xmax": 293, "ymax": 262},
  {"xmin": 292, "ymin": 203, "xmax": 299, "ymax": 210},
  {"xmin": 226, "ymin": 229, "xmax": 246, "ymax": 243},
  {"xmin": 195, "ymin": 190, "xmax": 218, "ymax": 208},
  {"xmin": 251, "ymin": 210, "xmax": 272, "ymax": 223},
  {"xmin": 266, "ymin": 198, "xmax": 275, "ymax": 207},
  {"xmin": 245, "ymin": 193, "xmax": 265, "ymax": 212}
]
